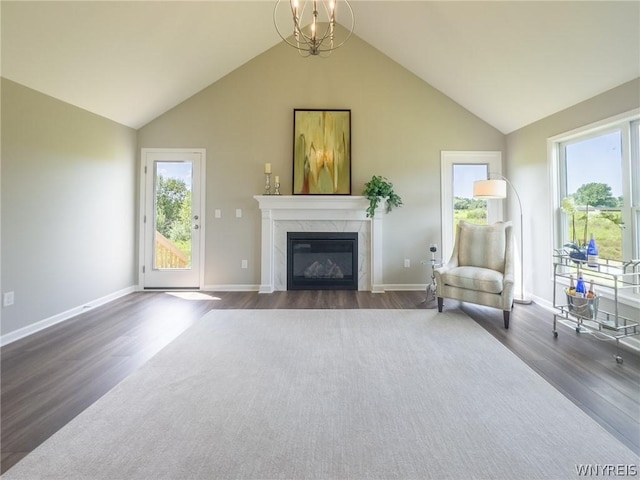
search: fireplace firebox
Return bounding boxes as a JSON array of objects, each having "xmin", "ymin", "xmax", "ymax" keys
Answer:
[{"xmin": 287, "ymin": 232, "xmax": 358, "ymax": 290}]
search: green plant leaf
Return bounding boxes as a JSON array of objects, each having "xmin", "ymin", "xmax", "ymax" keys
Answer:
[{"xmin": 363, "ymin": 175, "xmax": 403, "ymax": 217}]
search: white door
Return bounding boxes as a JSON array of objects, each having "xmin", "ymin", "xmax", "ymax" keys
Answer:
[
  {"xmin": 140, "ymin": 149, "xmax": 205, "ymax": 289},
  {"xmin": 440, "ymin": 151, "xmax": 503, "ymax": 262}
]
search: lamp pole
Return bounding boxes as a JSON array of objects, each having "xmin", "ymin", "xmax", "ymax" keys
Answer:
[{"xmin": 491, "ymin": 174, "xmax": 531, "ymax": 304}]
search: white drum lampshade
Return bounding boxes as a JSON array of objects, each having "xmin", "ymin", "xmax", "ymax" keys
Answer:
[{"xmin": 473, "ymin": 179, "xmax": 507, "ymax": 199}]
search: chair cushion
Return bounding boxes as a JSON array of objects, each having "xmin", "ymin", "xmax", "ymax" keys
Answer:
[
  {"xmin": 457, "ymin": 222, "xmax": 507, "ymax": 272},
  {"xmin": 441, "ymin": 266, "xmax": 504, "ymax": 294}
]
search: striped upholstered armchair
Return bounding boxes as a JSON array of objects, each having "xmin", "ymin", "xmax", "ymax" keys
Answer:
[{"xmin": 434, "ymin": 221, "xmax": 515, "ymax": 328}]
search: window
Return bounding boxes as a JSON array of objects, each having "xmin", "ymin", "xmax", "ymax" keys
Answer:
[
  {"xmin": 440, "ymin": 151, "xmax": 502, "ymax": 262},
  {"xmin": 453, "ymin": 164, "xmax": 489, "ymax": 229},
  {"xmin": 552, "ymin": 112, "xmax": 640, "ymax": 264}
]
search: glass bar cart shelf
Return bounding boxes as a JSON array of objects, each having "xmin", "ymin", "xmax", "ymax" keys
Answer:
[{"xmin": 552, "ymin": 249, "xmax": 640, "ymax": 364}]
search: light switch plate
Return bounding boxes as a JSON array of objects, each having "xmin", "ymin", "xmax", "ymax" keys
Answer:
[{"xmin": 3, "ymin": 291, "xmax": 15, "ymax": 307}]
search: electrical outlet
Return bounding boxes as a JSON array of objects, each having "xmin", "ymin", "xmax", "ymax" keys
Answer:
[
  {"xmin": 404, "ymin": 259, "xmax": 410, "ymax": 268},
  {"xmin": 214, "ymin": 209, "xmax": 221, "ymax": 218},
  {"xmin": 3, "ymin": 291, "xmax": 15, "ymax": 307},
  {"xmin": 241, "ymin": 259, "xmax": 248, "ymax": 269},
  {"xmin": 236, "ymin": 209, "xmax": 242, "ymax": 218}
]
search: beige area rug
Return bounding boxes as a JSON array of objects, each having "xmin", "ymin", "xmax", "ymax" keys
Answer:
[{"xmin": 3, "ymin": 309, "xmax": 638, "ymax": 479}]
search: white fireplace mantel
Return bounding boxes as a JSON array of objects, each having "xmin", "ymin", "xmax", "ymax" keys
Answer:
[{"xmin": 254, "ymin": 195, "xmax": 385, "ymax": 293}]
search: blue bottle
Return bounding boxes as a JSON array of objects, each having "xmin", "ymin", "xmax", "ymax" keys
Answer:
[
  {"xmin": 575, "ymin": 276, "xmax": 587, "ymax": 297},
  {"xmin": 587, "ymin": 234, "xmax": 599, "ymax": 267}
]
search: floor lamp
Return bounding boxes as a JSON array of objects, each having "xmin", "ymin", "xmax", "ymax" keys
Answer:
[{"xmin": 473, "ymin": 174, "xmax": 532, "ymax": 304}]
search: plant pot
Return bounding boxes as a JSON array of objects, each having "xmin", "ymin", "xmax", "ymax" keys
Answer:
[{"xmin": 569, "ymin": 249, "xmax": 587, "ymax": 264}]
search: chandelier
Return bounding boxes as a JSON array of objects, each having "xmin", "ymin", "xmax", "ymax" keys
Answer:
[{"xmin": 273, "ymin": 0, "xmax": 354, "ymax": 57}]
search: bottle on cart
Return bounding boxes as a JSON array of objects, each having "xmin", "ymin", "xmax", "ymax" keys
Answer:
[
  {"xmin": 586, "ymin": 280, "xmax": 596, "ymax": 299},
  {"xmin": 587, "ymin": 234, "xmax": 599, "ymax": 267},
  {"xmin": 575, "ymin": 276, "xmax": 587, "ymax": 297},
  {"xmin": 568, "ymin": 275, "xmax": 576, "ymax": 296}
]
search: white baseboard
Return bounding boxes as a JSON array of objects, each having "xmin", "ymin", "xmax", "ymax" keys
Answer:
[
  {"xmin": 0, "ymin": 286, "xmax": 137, "ymax": 347},
  {"xmin": 205, "ymin": 284, "xmax": 430, "ymax": 293},
  {"xmin": 530, "ymin": 294, "xmax": 554, "ymax": 312},
  {"xmin": 383, "ymin": 284, "xmax": 428, "ymax": 292},
  {"xmin": 203, "ymin": 284, "xmax": 431, "ymax": 293},
  {"xmin": 203, "ymin": 284, "xmax": 260, "ymax": 292}
]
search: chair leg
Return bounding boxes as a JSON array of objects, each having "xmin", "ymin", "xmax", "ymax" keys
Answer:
[
  {"xmin": 437, "ymin": 297, "xmax": 443, "ymax": 312},
  {"xmin": 503, "ymin": 310, "xmax": 510, "ymax": 329}
]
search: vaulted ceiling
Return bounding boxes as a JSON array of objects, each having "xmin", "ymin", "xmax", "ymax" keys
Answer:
[{"xmin": 2, "ymin": 1, "xmax": 638, "ymax": 133}]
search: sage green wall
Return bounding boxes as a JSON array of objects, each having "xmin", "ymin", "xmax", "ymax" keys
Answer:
[
  {"xmin": 138, "ymin": 34, "xmax": 505, "ymax": 288},
  {"xmin": 1, "ymin": 78, "xmax": 138, "ymax": 336},
  {"xmin": 506, "ymin": 78, "xmax": 640, "ymax": 312}
]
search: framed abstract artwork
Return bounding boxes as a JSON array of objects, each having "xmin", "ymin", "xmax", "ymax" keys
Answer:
[{"xmin": 292, "ymin": 109, "xmax": 351, "ymax": 195}]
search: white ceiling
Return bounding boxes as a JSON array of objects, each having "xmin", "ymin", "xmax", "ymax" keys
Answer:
[{"xmin": 2, "ymin": 1, "xmax": 639, "ymax": 133}]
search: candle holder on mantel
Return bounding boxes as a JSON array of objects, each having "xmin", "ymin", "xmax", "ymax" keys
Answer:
[
  {"xmin": 273, "ymin": 177, "xmax": 281, "ymax": 195},
  {"xmin": 264, "ymin": 173, "xmax": 272, "ymax": 195}
]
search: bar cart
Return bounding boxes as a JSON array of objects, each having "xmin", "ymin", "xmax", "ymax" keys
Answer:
[{"xmin": 552, "ymin": 249, "xmax": 640, "ymax": 363}]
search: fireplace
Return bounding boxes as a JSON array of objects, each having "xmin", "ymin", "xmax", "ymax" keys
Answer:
[
  {"xmin": 254, "ymin": 195, "xmax": 386, "ymax": 293},
  {"xmin": 287, "ymin": 232, "xmax": 358, "ymax": 290}
]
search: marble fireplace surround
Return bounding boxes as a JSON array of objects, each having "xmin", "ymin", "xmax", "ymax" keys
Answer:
[{"xmin": 254, "ymin": 196, "xmax": 385, "ymax": 293}]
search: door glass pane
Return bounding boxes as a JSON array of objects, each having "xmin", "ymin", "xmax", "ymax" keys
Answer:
[
  {"xmin": 564, "ymin": 131, "xmax": 623, "ymax": 260},
  {"xmin": 453, "ymin": 164, "xmax": 488, "ymax": 238},
  {"xmin": 154, "ymin": 161, "xmax": 193, "ymax": 270}
]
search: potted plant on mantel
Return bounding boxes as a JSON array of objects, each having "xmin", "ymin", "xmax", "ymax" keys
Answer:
[{"xmin": 363, "ymin": 175, "xmax": 403, "ymax": 218}]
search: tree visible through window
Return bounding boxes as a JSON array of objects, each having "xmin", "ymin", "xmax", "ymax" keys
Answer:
[
  {"xmin": 453, "ymin": 164, "xmax": 487, "ymax": 233},
  {"xmin": 557, "ymin": 119, "xmax": 638, "ymax": 263},
  {"xmin": 154, "ymin": 162, "xmax": 193, "ymax": 269}
]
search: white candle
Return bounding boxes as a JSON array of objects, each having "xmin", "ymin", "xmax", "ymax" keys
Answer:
[
  {"xmin": 264, "ymin": 163, "xmax": 271, "ymax": 174},
  {"xmin": 275, "ymin": 175, "xmax": 280, "ymax": 183}
]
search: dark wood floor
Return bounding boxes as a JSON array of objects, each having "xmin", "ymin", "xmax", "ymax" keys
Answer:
[{"xmin": 2, "ymin": 290, "xmax": 639, "ymax": 474}]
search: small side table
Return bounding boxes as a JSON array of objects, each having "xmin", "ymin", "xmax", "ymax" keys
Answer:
[{"xmin": 424, "ymin": 245, "xmax": 441, "ymax": 308}]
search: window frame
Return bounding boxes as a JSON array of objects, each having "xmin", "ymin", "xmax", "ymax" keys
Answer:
[
  {"xmin": 558, "ymin": 126, "xmax": 625, "ymax": 258},
  {"xmin": 548, "ymin": 109, "xmax": 640, "ymax": 302},
  {"xmin": 631, "ymin": 119, "xmax": 640, "ymax": 259},
  {"xmin": 440, "ymin": 151, "xmax": 503, "ymax": 262}
]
